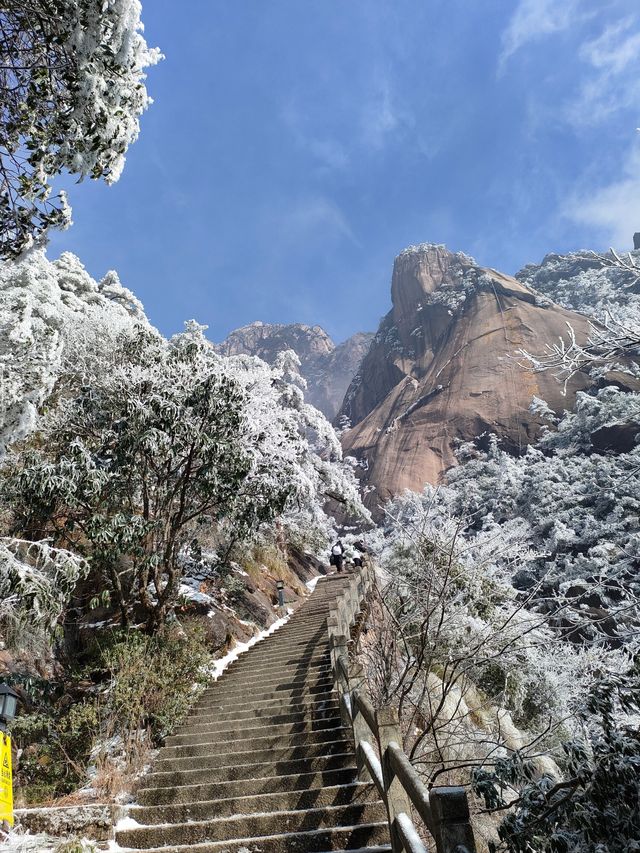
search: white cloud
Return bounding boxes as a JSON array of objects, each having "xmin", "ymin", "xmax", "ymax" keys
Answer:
[
  {"xmin": 568, "ymin": 17, "xmax": 640, "ymax": 126},
  {"xmin": 499, "ymin": 0, "xmax": 580, "ymax": 69},
  {"xmin": 565, "ymin": 141, "xmax": 640, "ymax": 249}
]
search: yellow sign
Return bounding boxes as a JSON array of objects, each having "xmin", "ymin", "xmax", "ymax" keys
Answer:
[{"xmin": 0, "ymin": 732, "xmax": 13, "ymax": 827}]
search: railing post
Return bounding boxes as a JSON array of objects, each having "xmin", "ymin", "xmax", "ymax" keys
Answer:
[
  {"xmin": 327, "ymin": 613, "xmax": 340, "ymax": 648},
  {"xmin": 429, "ymin": 788, "xmax": 477, "ymax": 853},
  {"xmin": 329, "ymin": 633, "xmax": 349, "ymax": 688},
  {"xmin": 376, "ymin": 705, "xmax": 413, "ymax": 853},
  {"xmin": 349, "ymin": 665, "xmax": 372, "ymax": 783}
]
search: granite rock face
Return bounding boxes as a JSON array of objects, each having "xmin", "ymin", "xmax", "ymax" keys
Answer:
[
  {"xmin": 214, "ymin": 321, "xmax": 373, "ymax": 420},
  {"xmin": 338, "ymin": 244, "xmax": 594, "ymax": 505}
]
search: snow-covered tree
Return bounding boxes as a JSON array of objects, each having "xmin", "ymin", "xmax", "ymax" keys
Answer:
[
  {"xmin": 362, "ymin": 487, "xmax": 625, "ymax": 795},
  {"xmin": 221, "ymin": 347, "xmax": 367, "ymax": 552},
  {"xmin": 0, "ymin": 249, "xmax": 146, "ymax": 455},
  {"xmin": 3, "ymin": 324, "xmax": 256, "ymax": 630},
  {"xmin": 473, "ymin": 665, "xmax": 640, "ymax": 853},
  {"xmin": 2, "ymin": 322, "xmax": 367, "ymax": 631},
  {"xmin": 0, "ymin": 0, "xmax": 161, "ymax": 258}
]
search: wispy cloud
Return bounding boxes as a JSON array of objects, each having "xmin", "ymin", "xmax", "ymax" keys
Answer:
[
  {"xmin": 499, "ymin": 0, "xmax": 581, "ymax": 70},
  {"xmin": 359, "ymin": 75, "xmax": 403, "ymax": 150},
  {"xmin": 565, "ymin": 140, "xmax": 640, "ymax": 249},
  {"xmin": 281, "ymin": 99, "xmax": 350, "ymax": 172},
  {"xmin": 568, "ymin": 17, "xmax": 640, "ymax": 125},
  {"xmin": 280, "ymin": 66, "xmax": 411, "ymax": 169},
  {"xmin": 278, "ymin": 196, "xmax": 360, "ymax": 247}
]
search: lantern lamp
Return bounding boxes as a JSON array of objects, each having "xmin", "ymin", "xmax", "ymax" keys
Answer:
[{"xmin": 0, "ymin": 684, "xmax": 18, "ymax": 730}]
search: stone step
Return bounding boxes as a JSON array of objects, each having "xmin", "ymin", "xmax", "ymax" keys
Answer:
[
  {"xmin": 195, "ymin": 680, "xmax": 337, "ymax": 719},
  {"xmin": 209, "ymin": 663, "xmax": 333, "ymax": 687},
  {"xmin": 188, "ymin": 688, "xmax": 337, "ymax": 719},
  {"xmin": 163, "ymin": 725, "xmax": 349, "ymax": 756},
  {"xmin": 117, "ymin": 802, "xmax": 388, "ymax": 848},
  {"xmin": 116, "ymin": 822, "xmax": 390, "ymax": 852},
  {"xmin": 226, "ymin": 653, "xmax": 331, "ymax": 673},
  {"xmin": 200, "ymin": 671, "xmax": 334, "ymax": 697},
  {"xmin": 197, "ymin": 683, "xmax": 335, "ymax": 708},
  {"xmin": 196, "ymin": 680, "xmax": 335, "ymax": 706},
  {"xmin": 219, "ymin": 663, "xmax": 334, "ymax": 685},
  {"xmin": 130, "ymin": 782, "xmax": 376, "ymax": 825},
  {"xmin": 136, "ymin": 768, "xmax": 360, "ymax": 806},
  {"xmin": 142, "ymin": 751, "xmax": 355, "ymax": 787},
  {"xmin": 251, "ymin": 635, "xmax": 328, "ymax": 649},
  {"xmin": 169, "ymin": 700, "xmax": 339, "ymax": 735},
  {"xmin": 266, "ymin": 623, "xmax": 327, "ymax": 633},
  {"xmin": 176, "ymin": 712, "xmax": 343, "ymax": 740},
  {"xmin": 225, "ymin": 642, "xmax": 331, "ymax": 672},
  {"xmin": 154, "ymin": 738, "xmax": 352, "ymax": 771}
]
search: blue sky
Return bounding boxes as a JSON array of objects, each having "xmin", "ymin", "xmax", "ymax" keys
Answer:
[{"xmin": 49, "ymin": 0, "xmax": 640, "ymax": 344}]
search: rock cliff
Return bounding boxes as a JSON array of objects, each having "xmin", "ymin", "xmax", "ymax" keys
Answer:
[
  {"xmin": 214, "ymin": 321, "xmax": 373, "ymax": 420},
  {"xmin": 339, "ymin": 244, "xmax": 594, "ymax": 504}
]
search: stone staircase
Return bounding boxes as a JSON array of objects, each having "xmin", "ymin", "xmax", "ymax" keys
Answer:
[{"xmin": 116, "ymin": 574, "xmax": 391, "ymax": 852}]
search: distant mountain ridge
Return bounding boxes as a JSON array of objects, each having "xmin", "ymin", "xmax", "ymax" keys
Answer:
[{"xmin": 213, "ymin": 321, "xmax": 373, "ymax": 420}]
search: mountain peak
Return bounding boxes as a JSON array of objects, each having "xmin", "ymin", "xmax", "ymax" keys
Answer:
[
  {"xmin": 339, "ymin": 242, "xmax": 594, "ymax": 505},
  {"xmin": 214, "ymin": 322, "xmax": 373, "ymax": 419}
]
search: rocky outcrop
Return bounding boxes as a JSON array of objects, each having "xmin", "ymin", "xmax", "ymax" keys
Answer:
[
  {"xmin": 339, "ymin": 244, "xmax": 594, "ymax": 505},
  {"xmin": 214, "ymin": 322, "xmax": 373, "ymax": 420}
]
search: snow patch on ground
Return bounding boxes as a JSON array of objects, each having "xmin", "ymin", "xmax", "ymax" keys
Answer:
[
  {"xmin": 115, "ymin": 815, "xmax": 142, "ymax": 831},
  {"xmin": 208, "ymin": 608, "xmax": 293, "ymax": 681},
  {"xmin": 306, "ymin": 574, "xmax": 322, "ymax": 592},
  {"xmin": 178, "ymin": 581, "xmax": 214, "ymax": 605}
]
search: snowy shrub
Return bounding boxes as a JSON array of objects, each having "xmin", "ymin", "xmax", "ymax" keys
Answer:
[
  {"xmin": 474, "ymin": 665, "xmax": 640, "ymax": 853},
  {"xmin": 362, "ymin": 488, "xmax": 623, "ymax": 794},
  {"xmin": 10, "ymin": 620, "xmax": 210, "ymax": 803}
]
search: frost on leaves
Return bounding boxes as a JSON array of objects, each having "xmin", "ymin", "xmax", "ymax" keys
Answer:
[{"xmin": 0, "ymin": 0, "xmax": 161, "ymax": 258}]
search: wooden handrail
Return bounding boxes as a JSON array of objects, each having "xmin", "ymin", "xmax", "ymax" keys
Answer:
[
  {"xmin": 388, "ymin": 742, "xmax": 434, "ymax": 830},
  {"xmin": 357, "ymin": 740, "xmax": 385, "ymax": 798},
  {"xmin": 352, "ymin": 688, "xmax": 377, "ymax": 734},
  {"xmin": 327, "ymin": 564, "xmax": 477, "ymax": 853}
]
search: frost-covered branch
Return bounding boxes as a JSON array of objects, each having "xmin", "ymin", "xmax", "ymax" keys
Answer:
[
  {"xmin": 0, "ymin": 0, "xmax": 161, "ymax": 258},
  {"xmin": 0, "ymin": 537, "xmax": 88, "ymax": 649},
  {"xmin": 518, "ymin": 311, "xmax": 640, "ymax": 388}
]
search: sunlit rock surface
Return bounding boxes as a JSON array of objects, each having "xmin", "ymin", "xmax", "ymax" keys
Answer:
[{"xmin": 338, "ymin": 243, "xmax": 593, "ymax": 505}]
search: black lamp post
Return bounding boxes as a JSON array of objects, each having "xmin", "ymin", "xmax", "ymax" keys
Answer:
[
  {"xmin": 276, "ymin": 580, "xmax": 285, "ymax": 608},
  {"xmin": 0, "ymin": 684, "xmax": 18, "ymax": 732}
]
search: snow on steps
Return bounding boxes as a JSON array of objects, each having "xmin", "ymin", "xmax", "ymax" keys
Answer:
[{"xmin": 116, "ymin": 574, "xmax": 390, "ymax": 852}]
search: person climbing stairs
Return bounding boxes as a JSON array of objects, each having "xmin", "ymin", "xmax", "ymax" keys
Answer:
[{"xmin": 115, "ymin": 573, "xmax": 391, "ymax": 852}]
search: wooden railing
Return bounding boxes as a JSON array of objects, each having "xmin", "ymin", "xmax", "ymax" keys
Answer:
[{"xmin": 327, "ymin": 565, "xmax": 477, "ymax": 853}]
